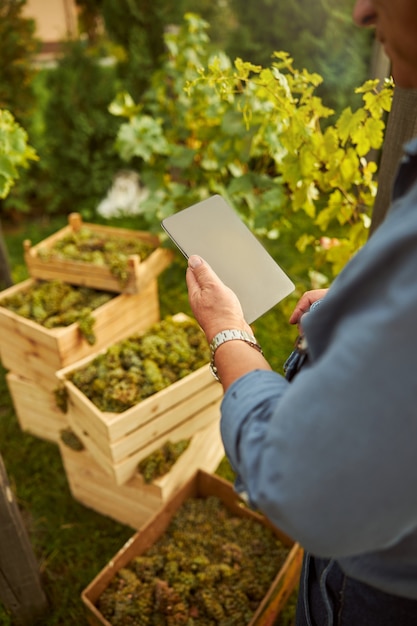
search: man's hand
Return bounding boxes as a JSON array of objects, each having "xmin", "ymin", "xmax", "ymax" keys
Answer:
[
  {"xmin": 186, "ymin": 255, "xmax": 270, "ymax": 388},
  {"xmin": 289, "ymin": 289, "xmax": 328, "ymax": 330},
  {"xmin": 186, "ymin": 255, "xmax": 252, "ymax": 341}
]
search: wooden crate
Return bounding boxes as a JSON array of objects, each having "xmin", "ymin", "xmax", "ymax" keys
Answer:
[
  {"xmin": 81, "ymin": 470, "xmax": 304, "ymax": 626},
  {"xmin": 58, "ymin": 420, "xmax": 225, "ymax": 529},
  {"xmin": 6, "ymin": 372, "xmax": 68, "ymax": 443},
  {"xmin": 24, "ymin": 212, "xmax": 173, "ymax": 294},
  {"xmin": 57, "ymin": 354, "xmax": 223, "ymax": 484},
  {"xmin": 0, "ymin": 278, "xmax": 160, "ymax": 391}
]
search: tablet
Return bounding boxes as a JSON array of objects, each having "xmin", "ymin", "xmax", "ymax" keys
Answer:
[{"xmin": 161, "ymin": 195, "xmax": 295, "ymax": 323}]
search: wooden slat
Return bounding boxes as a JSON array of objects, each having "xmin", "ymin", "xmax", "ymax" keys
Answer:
[
  {"xmin": 6, "ymin": 372, "xmax": 68, "ymax": 443},
  {"xmin": 58, "ymin": 363, "xmax": 217, "ymax": 442},
  {"xmin": 68, "ymin": 399, "xmax": 222, "ymax": 485},
  {"xmin": 149, "ymin": 419, "xmax": 224, "ymax": 499},
  {"xmin": 56, "ymin": 313, "xmax": 221, "ymax": 484},
  {"xmin": 0, "ymin": 307, "xmax": 62, "ymax": 389},
  {"xmin": 66, "ymin": 376, "xmax": 222, "ymax": 462},
  {"xmin": 107, "ymin": 383, "xmax": 222, "ymax": 462},
  {"xmin": 0, "ymin": 456, "xmax": 48, "ymax": 624},
  {"xmin": 58, "ymin": 420, "xmax": 224, "ymax": 527},
  {"xmin": 129, "ymin": 247, "xmax": 174, "ymax": 293},
  {"xmin": 24, "ymin": 213, "xmax": 173, "ymax": 294},
  {"xmin": 58, "ymin": 442, "xmax": 162, "ymax": 530},
  {"xmin": 0, "ymin": 278, "xmax": 160, "ymax": 390}
]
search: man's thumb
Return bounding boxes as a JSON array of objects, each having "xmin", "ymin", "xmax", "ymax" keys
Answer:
[{"xmin": 188, "ymin": 255, "xmax": 203, "ymax": 269}]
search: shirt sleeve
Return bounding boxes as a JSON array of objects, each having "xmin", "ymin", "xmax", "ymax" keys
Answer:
[{"xmin": 220, "ymin": 211, "xmax": 417, "ymax": 558}]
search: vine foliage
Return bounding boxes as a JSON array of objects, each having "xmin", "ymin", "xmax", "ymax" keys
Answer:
[
  {"xmin": 0, "ymin": 108, "xmax": 38, "ymax": 200},
  {"xmin": 110, "ymin": 14, "xmax": 393, "ymax": 284}
]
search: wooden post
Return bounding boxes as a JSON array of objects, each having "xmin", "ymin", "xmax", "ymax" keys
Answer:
[
  {"xmin": 367, "ymin": 40, "xmax": 417, "ymax": 235},
  {"xmin": 0, "ymin": 221, "xmax": 13, "ymax": 290},
  {"xmin": 369, "ymin": 86, "xmax": 417, "ymax": 236},
  {"xmin": 0, "ymin": 455, "xmax": 48, "ymax": 625}
]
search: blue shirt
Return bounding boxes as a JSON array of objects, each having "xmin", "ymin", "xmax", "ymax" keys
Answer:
[{"xmin": 220, "ymin": 137, "xmax": 417, "ymax": 599}]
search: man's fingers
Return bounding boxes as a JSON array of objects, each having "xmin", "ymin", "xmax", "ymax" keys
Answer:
[
  {"xmin": 289, "ymin": 289, "xmax": 328, "ymax": 324},
  {"xmin": 185, "ymin": 265, "xmax": 198, "ymax": 293}
]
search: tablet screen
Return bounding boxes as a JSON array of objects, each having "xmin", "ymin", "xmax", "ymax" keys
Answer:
[{"xmin": 161, "ymin": 195, "xmax": 294, "ymax": 323}]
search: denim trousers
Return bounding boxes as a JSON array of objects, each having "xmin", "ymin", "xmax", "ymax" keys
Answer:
[{"xmin": 294, "ymin": 553, "xmax": 417, "ymax": 626}]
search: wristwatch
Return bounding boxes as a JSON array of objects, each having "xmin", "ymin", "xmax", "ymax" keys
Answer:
[{"xmin": 209, "ymin": 329, "xmax": 263, "ymax": 382}]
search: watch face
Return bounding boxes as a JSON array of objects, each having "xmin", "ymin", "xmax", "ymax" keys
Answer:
[{"xmin": 162, "ymin": 195, "xmax": 294, "ymax": 323}]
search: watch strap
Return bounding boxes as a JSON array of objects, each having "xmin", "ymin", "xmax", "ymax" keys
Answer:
[{"xmin": 209, "ymin": 329, "xmax": 263, "ymax": 382}]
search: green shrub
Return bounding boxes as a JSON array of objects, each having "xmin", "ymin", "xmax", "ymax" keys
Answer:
[
  {"xmin": 2, "ymin": 43, "xmax": 125, "ymax": 220},
  {"xmin": 0, "ymin": 0, "xmax": 39, "ymax": 123},
  {"xmin": 40, "ymin": 42, "xmax": 124, "ymax": 216},
  {"xmin": 110, "ymin": 14, "xmax": 393, "ymax": 287},
  {"xmin": 0, "ymin": 109, "xmax": 38, "ymax": 199},
  {"xmin": 0, "ymin": 0, "xmax": 40, "ymax": 220},
  {"xmin": 2, "ymin": 70, "xmax": 53, "ymax": 219},
  {"xmin": 225, "ymin": 0, "xmax": 374, "ymax": 115},
  {"xmin": 101, "ymin": 0, "xmax": 187, "ymax": 100}
]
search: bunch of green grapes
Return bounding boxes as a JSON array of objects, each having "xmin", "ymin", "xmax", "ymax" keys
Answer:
[
  {"xmin": 1, "ymin": 280, "xmax": 113, "ymax": 343},
  {"xmin": 97, "ymin": 496, "xmax": 290, "ymax": 625},
  {"xmin": 68, "ymin": 316, "xmax": 210, "ymax": 412},
  {"xmin": 138, "ymin": 439, "xmax": 190, "ymax": 484},
  {"xmin": 38, "ymin": 227, "xmax": 155, "ymax": 286}
]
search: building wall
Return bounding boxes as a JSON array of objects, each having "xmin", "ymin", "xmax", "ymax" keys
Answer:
[{"xmin": 22, "ymin": 0, "xmax": 78, "ymax": 54}]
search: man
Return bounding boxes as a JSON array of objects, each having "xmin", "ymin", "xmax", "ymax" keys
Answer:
[{"xmin": 186, "ymin": 1, "xmax": 417, "ymax": 623}]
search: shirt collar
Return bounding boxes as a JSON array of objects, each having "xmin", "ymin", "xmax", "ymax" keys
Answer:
[
  {"xmin": 392, "ymin": 136, "xmax": 417, "ymax": 201},
  {"xmin": 403, "ymin": 136, "xmax": 417, "ymax": 158}
]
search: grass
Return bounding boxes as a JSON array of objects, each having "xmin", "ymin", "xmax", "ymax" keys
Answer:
[{"xmin": 0, "ymin": 213, "xmax": 300, "ymax": 625}]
